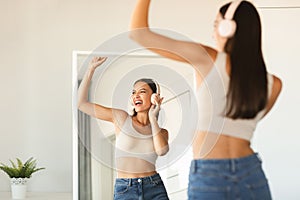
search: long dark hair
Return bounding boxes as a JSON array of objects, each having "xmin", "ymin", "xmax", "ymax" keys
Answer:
[
  {"xmin": 132, "ymin": 78, "xmax": 158, "ymax": 116},
  {"xmin": 220, "ymin": 1, "xmax": 268, "ymax": 119}
]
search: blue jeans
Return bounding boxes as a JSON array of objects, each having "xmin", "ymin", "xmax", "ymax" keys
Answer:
[
  {"xmin": 114, "ymin": 173, "xmax": 169, "ymax": 200},
  {"xmin": 188, "ymin": 153, "xmax": 272, "ymax": 200}
]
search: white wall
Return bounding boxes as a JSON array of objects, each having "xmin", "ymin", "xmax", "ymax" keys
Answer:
[
  {"xmin": 0, "ymin": 0, "xmax": 132, "ymax": 192},
  {"xmin": 1, "ymin": 0, "xmax": 299, "ymax": 199},
  {"xmin": 253, "ymin": 4, "xmax": 300, "ymax": 200}
]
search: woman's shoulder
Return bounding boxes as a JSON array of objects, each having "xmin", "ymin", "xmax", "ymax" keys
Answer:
[
  {"xmin": 270, "ymin": 74, "xmax": 283, "ymax": 96},
  {"xmin": 263, "ymin": 73, "xmax": 282, "ymax": 116},
  {"xmin": 112, "ymin": 109, "xmax": 129, "ymax": 128},
  {"xmin": 202, "ymin": 45, "xmax": 219, "ymax": 62}
]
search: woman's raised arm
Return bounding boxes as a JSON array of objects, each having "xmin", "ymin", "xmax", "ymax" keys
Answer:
[
  {"xmin": 130, "ymin": 0, "xmax": 216, "ymax": 68},
  {"xmin": 78, "ymin": 57, "xmax": 116, "ymax": 122}
]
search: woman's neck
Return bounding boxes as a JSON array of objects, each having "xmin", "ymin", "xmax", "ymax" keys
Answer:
[{"xmin": 135, "ymin": 112, "xmax": 150, "ymax": 126}]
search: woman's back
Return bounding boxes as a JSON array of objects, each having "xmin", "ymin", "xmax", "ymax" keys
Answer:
[
  {"xmin": 130, "ymin": 0, "xmax": 282, "ymax": 199},
  {"xmin": 193, "ymin": 51, "xmax": 282, "ymax": 159}
]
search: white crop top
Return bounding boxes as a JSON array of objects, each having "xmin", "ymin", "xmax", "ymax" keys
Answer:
[
  {"xmin": 115, "ymin": 116, "xmax": 158, "ymax": 171},
  {"xmin": 195, "ymin": 52, "xmax": 273, "ymax": 141}
]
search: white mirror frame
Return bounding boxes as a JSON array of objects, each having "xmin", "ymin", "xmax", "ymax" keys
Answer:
[{"xmin": 71, "ymin": 50, "xmax": 167, "ymax": 200}]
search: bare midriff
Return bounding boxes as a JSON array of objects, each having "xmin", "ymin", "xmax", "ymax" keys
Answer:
[
  {"xmin": 116, "ymin": 157, "xmax": 157, "ymax": 178},
  {"xmin": 193, "ymin": 130, "xmax": 254, "ymax": 159}
]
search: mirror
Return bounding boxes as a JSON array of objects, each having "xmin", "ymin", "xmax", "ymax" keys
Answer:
[
  {"xmin": 68, "ymin": 1, "xmax": 299, "ymax": 199},
  {"xmin": 72, "ymin": 50, "xmax": 199, "ymax": 200}
]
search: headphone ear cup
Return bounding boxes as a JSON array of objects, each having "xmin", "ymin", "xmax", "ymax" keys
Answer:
[
  {"xmin": 151, "ymin": 93, "xmax": 156, "ymax": 105},
  {"xmin": 218, "ymin": 19, "xmax": 237, "ymax": 38}
]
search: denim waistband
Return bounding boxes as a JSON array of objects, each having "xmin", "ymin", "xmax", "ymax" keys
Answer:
[
  {"xmin": 115, "ymin": 173, "xmax": 162, "ymax": 185},
  {"xmin": 190, "ymin": 153, "xmax": 262, "ymax": 173}
]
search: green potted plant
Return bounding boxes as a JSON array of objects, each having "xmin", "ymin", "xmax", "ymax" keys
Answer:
[{"xmin": 0, "ymin": 157, "xmax": 45, "ymax": 199}]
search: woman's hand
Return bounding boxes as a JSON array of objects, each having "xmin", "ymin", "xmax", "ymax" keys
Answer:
[
  {"xmin": 89, "ymin": 57, "xmax": 107, "ymax": 71},
  {"xmin": 148, "ymin": 94, "xmax": 164, "ymax": 123}
]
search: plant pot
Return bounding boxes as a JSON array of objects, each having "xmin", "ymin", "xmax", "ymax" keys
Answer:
[{"xmin": 11, "ymin": 178, "xmax": 27, "ymax": 199}]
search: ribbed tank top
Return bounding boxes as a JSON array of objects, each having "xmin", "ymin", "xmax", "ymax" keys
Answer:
[
  {"xmin": 115, "ymin": 116, "xmax": 158, "ymax": 172},
  {"xmin": 195, "ymin": 52, "xmax": 273, "ymax": 141}
]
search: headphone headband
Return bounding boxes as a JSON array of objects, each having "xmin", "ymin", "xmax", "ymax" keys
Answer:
[
  {"xmin": 152, "ymin": 79, "xmax": 160, "ymax": 95},
  {"xmin": 224, "ymin": 0, "xmax": 242, "ymax": 20}
]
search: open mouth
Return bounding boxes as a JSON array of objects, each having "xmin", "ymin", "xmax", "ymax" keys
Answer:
[{"xmin": 134, "ymin": 100, "xmax": 143, "ymax": 106}]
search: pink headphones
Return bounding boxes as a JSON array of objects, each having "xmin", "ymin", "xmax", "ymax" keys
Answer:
[{"xmin": 218, "ymin": 0, "xmax": 243, "ymax": 38}]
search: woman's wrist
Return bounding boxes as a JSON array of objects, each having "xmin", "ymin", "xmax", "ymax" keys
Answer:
[
  {"xmin": 86, "ymin": 67, "xmax": 96, "ymax": 78},
  {"xmin": 149, "ymin": 116, "xmax": 157, "ymax": 124},
  {"xmin": 88, "ymin": 66, "xmax": 96, "ymax": 72}
]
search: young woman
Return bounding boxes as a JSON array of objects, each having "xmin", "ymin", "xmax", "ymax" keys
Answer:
[
  {"xmin": 130, "ymin": 0, "xmax": 282, "ymax": 199},
  {"xmin": 77, "ymin": 57, "xmax": 169, "ymax": 200}
]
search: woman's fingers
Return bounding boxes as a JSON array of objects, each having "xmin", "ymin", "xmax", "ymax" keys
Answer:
[
  {"xmin": 89, "ymin": 57, "xmax": 107, "ymax": 69},
  {"xmin": 95, "ymin": 57, "xmax": 107, "ymax": 66},
  {"xmin": 159, "ymin": 97, "xmax": 164, "ymax": 104},
  {"xmin": 153, "ymin": 94, "xmax": 164, "ymax": 105}
]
